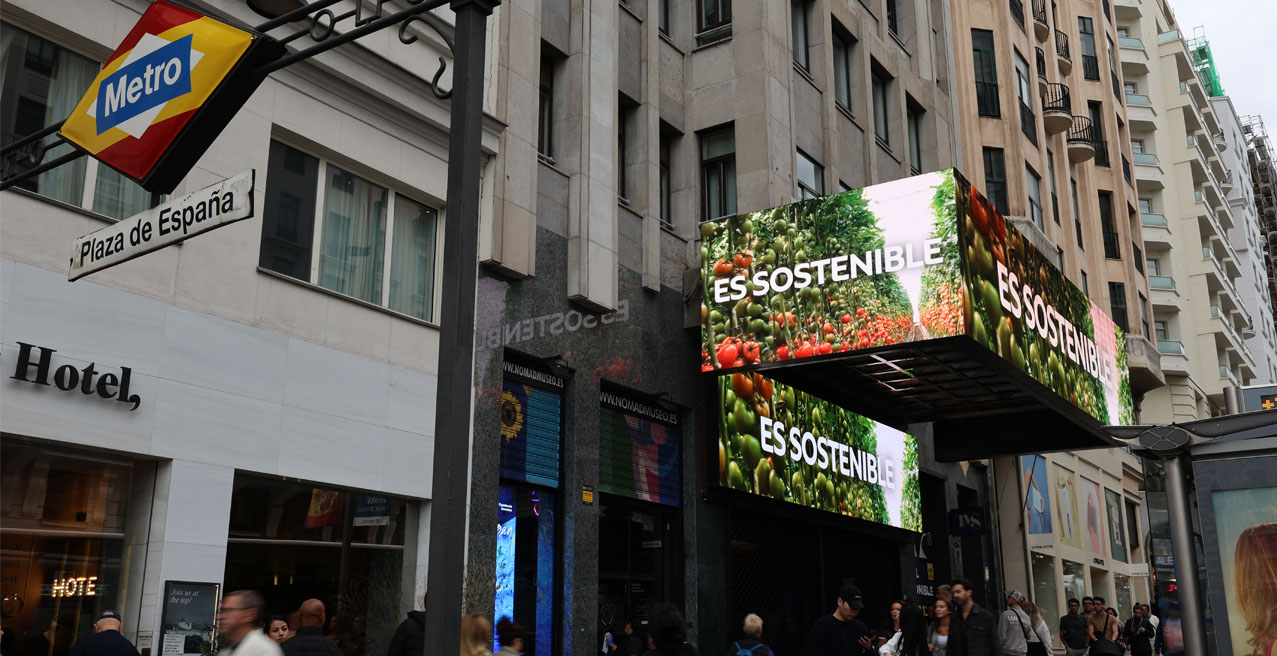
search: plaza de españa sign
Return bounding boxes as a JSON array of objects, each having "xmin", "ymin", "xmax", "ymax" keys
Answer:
[
  {"xmin": 699, "ymin": 169, "xmax": 1134, "ymax": 429},
  {"xmin": 59, "ymin": 0, "xmax": 282, "ymax": 193}
]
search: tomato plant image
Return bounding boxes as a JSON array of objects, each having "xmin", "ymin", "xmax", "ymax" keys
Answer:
[
  {"xmin": 714, "ymin": 373, "xmax": 921, "ymax": 530},
  {"xmin": 699, "ymin": 171, "xmax": 965, "ymax": 373}
]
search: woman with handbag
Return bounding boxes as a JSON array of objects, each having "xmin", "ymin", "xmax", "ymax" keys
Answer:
[{"xmin": 1020, "ymin": 602, "xmax": 1052, "ymax": 656}]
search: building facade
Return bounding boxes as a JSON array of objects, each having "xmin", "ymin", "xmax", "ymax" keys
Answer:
[
  {"xmin": 1243, "ymin": 116, "xmax": 1277, "ymax": 351},
  {"xmin": 0, "ymin": 0, "xmax": 498, "ymax": 653}
]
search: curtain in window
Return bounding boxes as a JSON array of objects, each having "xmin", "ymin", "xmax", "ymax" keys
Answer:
[
  {"xmin": 93, "ymin": 165, "xmax": 154, "ymax": 220},
  {"xmin": 388, "ymin": 196, "xmax": 437, "ymax": 321},
  {"xmin": 319, "ymin": 165, "xmax": 386, "ymax": 304}
]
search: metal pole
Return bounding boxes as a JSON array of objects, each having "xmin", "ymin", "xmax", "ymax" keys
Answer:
[
  {"xmin": 1164, "ymin": 455, "xmax": 1208, "ymax": 656},
  {"xmin": 422, "ymin": 3, "xmax": 497, "ymax": 656}
]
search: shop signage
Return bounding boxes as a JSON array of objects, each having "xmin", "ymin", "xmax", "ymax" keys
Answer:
[
  {"xmin": 58, "ymin": 1, "xmax": 280, "ymax": 193},
  {"xmin": 502, "ymin": 360, "xmax": 566, "ymax": 389},
  {"xmin": 50, "ymin": 576, "xmax": 98, "ymax": 597},
  {"xmin": 600, "ymin": 387, "xmax": 682, "ymax": 506},
  {"xmin": 1092, "ymin": 557, "xmax": 1107, "ymax": 567},
  {"xmin": 914, "ymin": 558, "xmax": 936, "ymax": 606},
  {"xmin": 949, "ymin": 508, "xmax": 986, "ymax": 536},
  {"xmin": 352, "ymin": 495, "xmax": 390, "ymax": 527},
  {"xmin": 601, "ymin": 390, "xmax": 679, "ymax": 425},
  {"xmin": 712, "ymin": 372, "xmax": 921, "ymax": 531},
  {"xmin": 1129, "ymin": 563, "xmax": 1150, "ymax": 577},
  {"xmin": 9, "ymin": 342, "xmax": 142, "ymax": 410},
  {"xmin": 699, "ymin": 169, "xmax": 1133, "ymax": 428},
  {"xmin": 68, "ymin": 170, "xmax": 254, "ymax": 281},
  {"xmin": 159, "ymin": 581, "xmax": 219, "ymax": 656}
]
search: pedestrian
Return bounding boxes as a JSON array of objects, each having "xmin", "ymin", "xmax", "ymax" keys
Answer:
[
  {"xmin": 460, "ymin": 615, "xmax": 492, "ymax": 656},
  {"xmin": 879, "ymin": 601, "xmax": 905, "ymax": 648},
  {"xmin": 280, "ymin": 600, "xmax": 341, "ymax": 656},
  {"xmin": 997, "ymin": 591, "xmax": 1032, "ymax": 656},
  {"xmin": 495, "ymin": 618, "xmax": 524, "ymax": 656},
  {"xmin": 615, "ymin": 620, "xmax": 644, "ymax": 656},
  {"xmin": 947, "ymin": 578, "xmax": 998, "ymax": 656},
  {"xmin": 67, "ymin": 611, "xmax": 139, "ymax": 656},
  {"xmin": 806, "ymin": 583, "xmax": 873, "ymax": 656},
  {"xmin": 17, "ymin": 619, "xmax": 69, "ymax": 656},
  {"xmin": 928, "ymin": 598, "xmax": 953, "ymax": 656},
  {"xmin": 649, "ymin": 605, "xmax": 696, "ymax": 656},
  {"xmin": 1058, "ymin": 599, "xmax": 1086, "ymax": 656},
  {"xmin": 268, "ymin": 617, "xmax": 290, "ymax": 646},
  {"xmin": 726, "ymin": 614, "xmax": 771, "ymax": 656},
  {"xmin": 1086, "ymin": 598, "xmax": 1121, "ymax": 656},
  {"xmin": 385, "ymin": 602, "xmax": 425, "ymax": 656},
  {"xmin": 1081, "ymin": 598, "xmax": 1095, "ymax": 619},
  {"xmin": 880, "ymin": 605, "xmax": 928, "ymax": 656},
  {"xmin": 217, "ymin": 590, "xmax": 283, "ymax": 656},
  {"xmin": 1019, "ymin": 602, "xmax": 1050, "ymax": 656},
  {"xmin": 936, "ymin": 586, "xmax": 953, "ymax": 604},
  {"xmin": 1123, "ymin": 605, "xmax": 1154, "ymax": 656},
  {"xmin": 1152, "ymin": 602, "xmax": 1183, "ymax": 656}
]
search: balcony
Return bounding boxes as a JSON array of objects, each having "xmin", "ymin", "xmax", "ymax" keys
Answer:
[
  {"xmin": 1033, "ymin": 0, "xmax": 1050, "ymax": 40},
  {"xmin": 1158, "ymin": 339, "xmax": 1190, "ymax": 376},
  {"xmin": 1214, "ymin": 132, "xmax": 1227, "ymax": 153},
  {"xmin": 1036, "ymin": 47, "xmax": 1049, "ymax": 95},
  {"xmin": 1209, "ymin": 306, "xmax": 1250, "ymax": 367},
  {"xmin": 1133, "ymin": 152, "xmax": 1165, "ymax": 189},
  {"xmin": 1114, "ymin": 0, "xmax": 1142, "ymax": 18},
  {"xmin": 1056, "ymin": 30, "xmax": 1073, "ymax": 75},
  {"xmin": 1221, "ymin": 169, "xmax": 1235, "ymax": 191},
  {"xmin": 1220, "ymin": 365, "xmax": 1241, "ymax": 388},
  {"xmin": 1149, "ymin": 275, "xmax": 1181, "ymax": 313},
  {"xmin": 1142, "ymin": 212, "xmax": 1171, "ymax": 246},
  {"xmin": 1067, "ymin": 116, "xmax": 1098, "ymax": 163},
  {"xmin": 1125, "ymin": 333, "xmax": 1166, "ymax": 393},
  {"xmin": 1042, "ymin": 83, "xmax": 1072, "ymax": 134}
]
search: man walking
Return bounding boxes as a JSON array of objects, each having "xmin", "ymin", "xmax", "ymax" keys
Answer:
[
  {"xmin": 1081, "ymin": 598, "xmax": 1095, "ymax": 619},
  {"xmin": 281, "ymin": 600, "xmax": 340, "ymax": 656},
  {"xmin": 1142, "ymin": 605, "xmax": 1159, "ymax": 633},
  {"xmin": 997, "ymin": 591, "xmax": 1031, "ymax": 656},
  {"xmin": 727, "ymin": 614, "xmax": 772, "ymax": 656},
  {"xmin": 949, "ymin": 578, "xmax": 999, "ymax": 656},
  {"xmin": 1124, "ymin": 605, "xmax": 1154, "ymax": 656},
  {"xmin": 1058, "ymin": 599, "xmax": 1087, "ymax": 656},
  {"xmin": 68, "ymin": 612, "xmax": 138, "ymax": 656},
  {"xmin": 806, "ymin": 584, "xmax": 874, "ymax": 656},
  {"xmin": 1087, "ymin": 598, "xmax": 1119, "ymax": 644},
  {"xmin": 218, "ymin": 590, "xmax": 283, "ymax": 656}
]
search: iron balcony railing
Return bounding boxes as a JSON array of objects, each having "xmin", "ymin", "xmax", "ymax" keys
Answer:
[
  {"xmin": 1094, "ymin": 139, "xmax": 1111, "ymax": 167},
  {"xmin": 1082, "ymin": 54, "xmax": 1100, "ymax": 80},
  {"xmin": 976, "ymin": 81, "xmax": 1001, "ymax": 117},
  {"xmin": 1103, "ymin": 229, "xmax": 1121, "ymax": 258},
  {"xmin": 1020, "ymin": 102, "xmax": 1038, "ymax": 145},
  {"xmin": 1068, "ymin": 116, "xmax": 1098, "ymax": 148},
  {"xmin": 1056, "ymin": 30, "xmax": 1071, "ymax": 61},
  {"xmin": 1033, "ymin": 0, "xmax": 1048, "ymax": 25},
  {"xmin": 1043, "ymin": 82, "xmax": 1071, "ymax": 113},
  {"xmin": 1036, "ymin": 47, "xmax": 1048, "ymax": 80}
]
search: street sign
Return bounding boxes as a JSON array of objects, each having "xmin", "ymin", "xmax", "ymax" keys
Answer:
[
  {"xmin": 58, "ymin": 1, "xmax": 281, "ymax": 193},
  {"xmin": 68, "ymin": 170, "xmax": 254, "ymax": 281}
]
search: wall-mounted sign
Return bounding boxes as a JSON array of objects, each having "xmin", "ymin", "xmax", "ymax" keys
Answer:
[
  {"xmin": 58, "ymin": 1, "xmax": 281, "ymax": 193},
  {"xmin": 69, "ymin": 170, "xmax": 254, "ymax": 281},
  {"xmin": 699, "ymin": 169, "xmax": 1133, "ymax": 428},
  {"xmin": 600, "ymin": 388, "xmax": 682, "ymax": 506},
  {"xmin": 712, "ymin": 373, "xmax": 921, "ymax": 530},
  {"xmin": 1129, "ymin": 563, "xmax": 1150, "ymax": 577},
  {"xmin": 9, "ymin": 342, "xmax": 142, "ymax": 410},
  {"xmin": 159, "ymin": 581, "xmax": 219, "ymax": 656},
  {"xmin": 50, "ymin": 576, "xmax": 98, "ymax": 597},
  {"xmin": 949, "ymin": 508, "xmax": 986, "ymax": 536},
  {"xmin": 352, "ymin": 495, "xmax": 389, "ymax": 527}
]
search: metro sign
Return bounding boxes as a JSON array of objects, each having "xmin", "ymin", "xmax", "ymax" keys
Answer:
[{"xmin": 60, "ymin": 1, "xmax": 281, "ymax": 193}]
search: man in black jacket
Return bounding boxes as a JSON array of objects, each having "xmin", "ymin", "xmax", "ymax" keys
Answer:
[
  {"xmin": 1123, "ymin": 606, "xmax": 1154, "ymax": 656},
  {"xmin": 949, "ymin": 578, "xmax": 1000, "ymax": 656},
  {"xmin": 281, "ymin": 600, "xmax": 341, "ymax": 656},
  {"xmin": 385, "ymin": 609, "xmax": 424, "ymax": 656},
  {"xmin": 806, "ymin": 584, "xmax": 874, "ymax": 656}
]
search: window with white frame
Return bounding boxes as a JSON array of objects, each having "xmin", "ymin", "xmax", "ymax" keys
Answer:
[
  {"xmin": 1, "ymin": 23, "xmax": 157, "ymax": 221},
  {"xmin": 259, "ymin": 140, "xmax": 441, "ymax": 322}
]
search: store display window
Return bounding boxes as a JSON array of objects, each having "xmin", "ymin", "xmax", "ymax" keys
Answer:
[
  {"xmin": 1031, "ymin": 552, "xmax": 1061, "ymax": 647},
  {"xmin": 494, "ymin": 485, "xmax": 556, "ymax": 656}
]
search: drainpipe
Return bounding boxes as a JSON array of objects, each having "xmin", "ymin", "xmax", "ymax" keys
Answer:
[{"xmin": 1163, "ymin": 454, "xmax": 1209, "ymax": 656}]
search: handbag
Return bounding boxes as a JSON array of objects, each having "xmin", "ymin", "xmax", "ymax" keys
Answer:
[
  {"xmin": 1014, "ymin": 612, "xmax": 1048, "ymax": 656},
  {"xmin": 1091, "ymin": 616, "xmax": 1123, "ymax": 656}
]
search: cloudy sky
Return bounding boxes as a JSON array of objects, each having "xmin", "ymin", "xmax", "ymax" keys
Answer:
[{"xmin": 1164, "ymin": 0, "xmax": 1277, "ymax": 135}]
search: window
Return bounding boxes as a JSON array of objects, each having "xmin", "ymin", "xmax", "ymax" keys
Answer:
[
  {"xmin": 1011, "ymin": 0, "xmax": 1026, "ymax": 31},
  {"xmin": 983, "ymin": 148, "xmax": 1009, "ymax": 215},
  {"xmin": 1072, "ymin": 178, "xmax": 1084, "ymax": 250},
  {"xmin": 1015, "ymin": 50, "xmax": 1037, "ymax": 145},
  {"xmin": 1109, "ymin": 282, "xmax": 1129, "ymax": 333},
  {"xmin": 886, "ymin": 0, "xmax": 900, "ymax": 36},
  {"xmin": 1138, "ymin": 198, "xmax": 1152, "ymax": 213},
  {"xmin": 833, "ymin": 27, "xmax": 855, "ymax": 111},
  {"xmin": 1124, "ymin": 81, "xmax": 1137, "ymax": 96},
  {"xmin": 698, "ymin": 0, "xmax": 732, "ymax": 39},
  {"xmin": 791, "ymin": 0, "xmax": 810, "ymax": 71},
  {"xmin": 1154, "ymin": 320, "xmax": 1167, "ymax": 341},
  {"xmin": 1079, "ymin": 17, "xmax": 1099, "ymax": 80},
  {"xmin": 1089, "ymin": 101, "xmax": 1109, "ymax": 166},
  {"xmin": 972, "ymin": 30, "xmax": 1001, "ymax": 117},
  {"xmin": 659, "ymin": 131, "xmax": 673, "ymax": 228},
  {"xmin": 1048, "ymin": 151, "xmax": 1060, "ymax": 224},
  {"xmin": 872, "ymin": 68, "xmax": 891, "ymax": 146},
  {"xmin": 1099, "ymin": 190, "xmax": 1119, "ymax": 258},
  {"xmin": 538, "ymin": 47, "xmax": 558, "ymax": 160},
  {"xmin": 259, "ymin": 140, "xmax": 440, "ymax": 321},
  {"xmin": 1107, "ymin": 35, "xmax": 1121, "ymax": 97},
  {"xmin": 701, "ymin": 126, "xmax": 737, "ymax": 220},
  {"xmin": 1057, "ymin": 246, "xmax": 1065, "ymax": 268},
  {"xmin": 1081, "ymin": 270, "xmax": 1090, "ymax": 296},
  {"xmin": 618, "ymin": 95, "xmax": 638, "ymax": 203},
  {"xmin": 1146, "ymin": 257, "xmax": 1159, "ymax": 276},
  {"xmin": 1139, "ymin": 292, "xmax": 1149, "ymax": 337},
  {"xmin": 1130, "ymin": 139, "xmax": 1144, "ymax": 154},
  {"xmin": 1027, "ymin": 165, "xmax": 1044, "ymax": 229},
  {"xmin": 796, "ymin": 150, "xmax": 823, "ymax": 200},
  {"xmin": 839, "ymin": 181, "xmax": 852, "ymax": 193},
  {"xmin": 658, "ymin": 0, "xmax": 670, "ymax": 35},
  {"xmin": 907, "ymin": 102, "xmax": 924, "ymax": 175},
  {"xmin": 0, "ymin": 24, "xmax": 155, "ymax": 221}
]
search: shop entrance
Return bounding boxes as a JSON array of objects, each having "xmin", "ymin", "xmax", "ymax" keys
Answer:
[
  {"xmin": 726, "ymin": 510, "xmax": 904, "ymax": 656},
  {"xmin": 597, "ymin": 497, "xmax": 679, "ymax": 643}
]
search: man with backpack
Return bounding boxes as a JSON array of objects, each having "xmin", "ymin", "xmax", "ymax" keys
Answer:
[
  {"xmin": 726, "ymin": 615, "xmax": 772, "ymax": 656},
  {"xmin": 1086, "ymin": 598, "xmax": 1121, "ymax": 656}
]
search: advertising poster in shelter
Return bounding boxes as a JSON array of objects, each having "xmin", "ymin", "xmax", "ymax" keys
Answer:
[
  {"xmin": 1054, "ymin": 465, "xmax": 1081, "ymax": 550},
  {"xmin": 1105, "ymin": 489, "xmax": 1126, "ymax": 563},
  {"xmin": 1211, "ymin": 487, "xmax": 1277, "ymax": 656}
]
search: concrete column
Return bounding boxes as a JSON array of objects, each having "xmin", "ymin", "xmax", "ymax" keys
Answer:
[{"xmin": 1164, "ymin": 455, "xmax": 1208, "ymax": 656}]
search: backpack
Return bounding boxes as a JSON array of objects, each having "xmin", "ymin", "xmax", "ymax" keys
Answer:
[
  {"xmin": 1091, "ymin": 616, "xmax": 1123, "ymax": 656},
  {"xmin": 732, "ymin": 641, "xmax": 765, "ymax": 656}
]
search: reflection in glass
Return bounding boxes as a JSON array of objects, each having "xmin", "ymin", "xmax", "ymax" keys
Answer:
[{"xmin": 320, "ymin": 165, "xmax": 387, "ymax": 304}]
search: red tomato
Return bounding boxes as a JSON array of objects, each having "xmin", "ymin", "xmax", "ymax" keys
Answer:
[
  {"xmin": 713, "ymin": 259, "xmax": 734, "ymax": 276},
  {"xmin": 733, "ymin": 250, "xmax": 754, "ymax": 269},
  {"xmin": 717, "ymin": 343, "xmax": 738, "ymax": 367},
  {"xmin": 818, "ymin": 343, "xmax": 833, "ymax": 355},
  {"xmin": 856, "ymin": 307, "xmax": 868, "ymax": 317},
  {"xmin": 777, "ymin": 344, "xmax": 790, "ymax": 360},
  {"xmin": 841, "ymin": 314, "xmax": 852, "ymax": 324},
  {"xmin": 796, "ymin": 344, "xmax": 815, "ymax": 358},
  {"xmin": 742, "ymin": 341, "xmax": 760, "ymax": 362}
]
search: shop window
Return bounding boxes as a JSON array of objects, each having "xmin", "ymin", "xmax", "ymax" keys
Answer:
[
  {"xmin": 796, "ymin": 149, "xmax": 823, "ymax": 200},
  {"xmin": 495, "ymin": 486, "xmax": 556, "ymax": 656},
  {"xmin": 0, "ymin": 23, "xmax": 157, "ymax": 221},
  {"xmin": 598, "ymin": 500, "xmax": 678, "ymax": 645},
  {"xmin": 1, "ymin": 439, "xmax": 149, "ymax": 644},
  {"xmin": 701, "ymin": 125, "xmax": 737, "ymax": 221},
  {"xmin": 1031, "ymin": 553, "xmax": 1061, "ymax": 648},
  {"xmin": 258, "ymin": 140, "xmax": 440, "ymax": 322},
  {"xmin": 224, "ymin": 474, "xmax": 409, "ymax": 656},
  {"xmin": 1062, "ymin": 559, "xmax": 1088, "ymax": 601}
]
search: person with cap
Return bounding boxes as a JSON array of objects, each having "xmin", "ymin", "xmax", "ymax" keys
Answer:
[
  {"xmin": 280, "ymin": 600, "xmax": 340, "ymax": 656},
  {"xmin": 806, "ymin": 583, "xmax": 874, "ymax": 656},
  {"xmin": 948, "ymin": 578, "xmax": 999, "ymax": 656},
  {"xmin": 217, "ymin": 590, "xmax": 283, "ymax": 656},
  {"xmin": 997, "ymin": 591, "xmax": 1033, "ymax": 656},
  {"xmin": 67, "ymin": 611, "xmax": 139, "ymax": 656}
]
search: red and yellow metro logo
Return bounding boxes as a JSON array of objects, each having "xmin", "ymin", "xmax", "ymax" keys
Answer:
[{"xmin": 60, "ymin": 1, "xmax": 278, "ymax": 193}]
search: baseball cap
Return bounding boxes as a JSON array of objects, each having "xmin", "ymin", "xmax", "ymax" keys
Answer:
[
  {"xmin": 1005, "ymin": 590, "xmax": 1026, "ymax": 604},
  {"xmin": 837, "ymin": 584, "xmax": 865, "ymax": 610},
  {"xmin": 97, "ymin": 610, "xmax": 122, "ymax": 622}
]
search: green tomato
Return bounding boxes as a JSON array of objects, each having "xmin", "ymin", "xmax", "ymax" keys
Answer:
[
  {"xmin": 701, "ymin": 222, "xmax": 718, "ymax": 239},
  {"xmin": 727, "ymin": 461, "xmax": 745, "ymax": 489},
  {"xmin": 742, "ymin": 436, "xmax": 763, "ymax": 469},
  {"xmin": 755, "ymin": 459, "xmax": 772, "ymax": 495}
]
